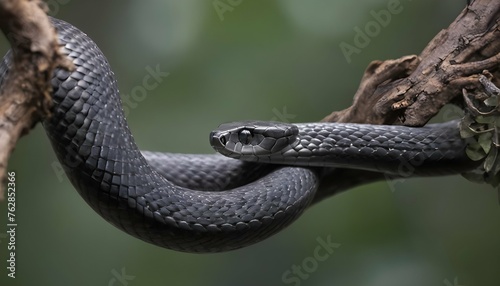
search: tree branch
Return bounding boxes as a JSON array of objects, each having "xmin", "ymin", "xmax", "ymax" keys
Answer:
[
  {"xmin": 323, "ymin": 1, "xmax": 500, "ymax": 125},
  {"xmin": 0, "ymin": 0, "xmax": 72, "ymax": 199},
  {"xmin": 316, "ymin": 0, "xmax": 500, "ymax": 201}
]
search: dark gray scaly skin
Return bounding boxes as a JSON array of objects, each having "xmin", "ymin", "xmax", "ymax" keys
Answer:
[
  {"xmin": 141, "ymin": 151, "xmax": 277, "ymax": 191},
  {"xmin": 285, "ymin": 121, "xmax": 474, "ymax": 175},
  {"xmin": 211, "ymin": 120, "xmax": 478, "ymax": 176},
  {"xmin": 0, "ymin": 18, "xmax": 319, "ymax": 252}
]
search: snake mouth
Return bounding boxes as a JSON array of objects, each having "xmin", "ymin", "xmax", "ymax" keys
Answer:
[{"xmin": 209, "ymin": 131, "xmax": 234, "ymax": 157}]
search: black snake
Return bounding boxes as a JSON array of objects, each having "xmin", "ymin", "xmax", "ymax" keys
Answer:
[{"xmin": 0, "ymin": 18, "xmax": 477, "ymax": 253}]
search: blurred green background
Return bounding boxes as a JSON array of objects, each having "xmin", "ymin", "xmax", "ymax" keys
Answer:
[{"xmin": 1, "ymin": 0, "xmax": 498, "ymax": 285}]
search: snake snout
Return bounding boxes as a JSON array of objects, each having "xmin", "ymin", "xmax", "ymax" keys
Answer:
[{"xmin": 209, "ymin": 130, "xmax": 234, "ymax": 156}]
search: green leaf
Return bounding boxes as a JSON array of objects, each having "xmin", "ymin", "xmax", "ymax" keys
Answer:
[
  {"xmin": 466, "ymin": 145, "xmax": 487, "ymax": 161},
  {"xmin": 483, "ymin": 148, "xmax": 497, "ymax": 172},
  {"xmin": 478, "ymin": 132, "xmax": 493, "ymax": 153},
  {"xmin": 460, "ymin": 127, "xmax": 476, "ymax": 138},
  {"xmin": 483, "ymin": 96, "xmax": 499, "ymax": 107},
  {"xmin": 476, "ymin": 115, "xmax": 496, "ymax": 124}
]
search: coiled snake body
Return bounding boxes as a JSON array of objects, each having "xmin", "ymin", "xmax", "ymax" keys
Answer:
[{"xmin": 0, "ymin": 18, "xmax": 477, "ymax": 252}]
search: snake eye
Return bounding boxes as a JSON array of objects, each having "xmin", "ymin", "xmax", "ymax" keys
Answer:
[{"xmin": 238, "ymin": 129, "xmax": 253, "ymax": 145}]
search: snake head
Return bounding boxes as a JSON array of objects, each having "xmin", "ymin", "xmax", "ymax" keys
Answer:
[{"xmin": 210, "ymin": 121, "xmax": 299, "ymax": 160}]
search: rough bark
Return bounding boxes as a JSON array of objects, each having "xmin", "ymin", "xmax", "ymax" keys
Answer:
[
  {"xmin": 0, "ymin": 0, "xmax": 73, "ymax": 198},
  {"xmin": 316, "ymin": 0, "xmax": 500, "ymax": 201}
]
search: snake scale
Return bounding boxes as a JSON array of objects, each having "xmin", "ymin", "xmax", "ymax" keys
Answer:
[{"xmin": 0, "ymin": 18, "xmax": 477, "ymax": 253}]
